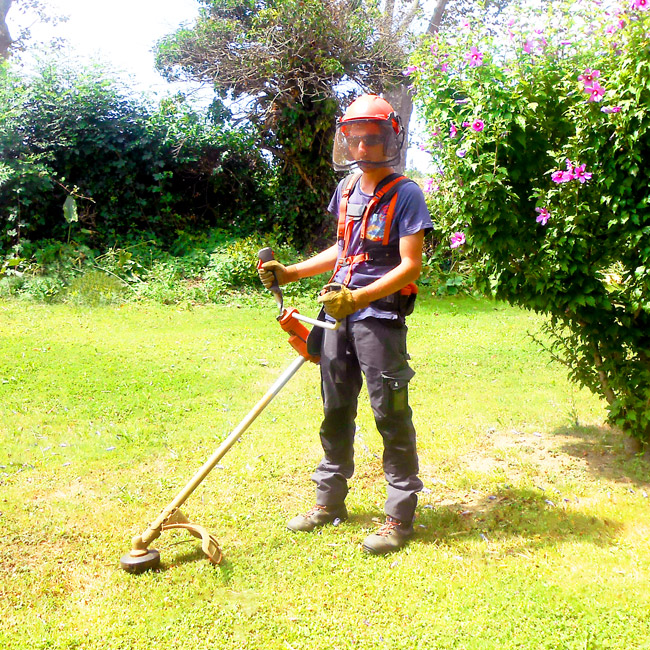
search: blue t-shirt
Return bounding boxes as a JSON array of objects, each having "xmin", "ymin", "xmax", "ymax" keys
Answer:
[{"xmin": 327, "ymin": 175, "xmax": 433, "ymax": 322}]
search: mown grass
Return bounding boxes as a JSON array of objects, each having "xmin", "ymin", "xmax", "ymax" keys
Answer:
[{"xmin": 1, "ymin": 294, "xmax": 649, "ymax": 650}]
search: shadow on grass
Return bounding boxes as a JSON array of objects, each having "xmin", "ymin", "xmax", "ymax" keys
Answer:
[
  {"xmin": 414, "ymin": 486, "xmax": 623, "ymax": 549},
  {"xmin": 553, "ymin": 423, "xmax": 650, "ymax": 487},
  {"xmin": 159, "ymin": 543, "xmax": 235, "ymax": 584}
]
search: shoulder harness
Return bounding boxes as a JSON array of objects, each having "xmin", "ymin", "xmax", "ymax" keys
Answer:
[{"xmin": 332, "ymin": 172, "xmax": 414, "ymax": 287}]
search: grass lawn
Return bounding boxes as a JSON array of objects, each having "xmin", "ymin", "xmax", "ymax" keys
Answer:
[{"xmin": 1, "ymin": 293, "xmax": 649, "ymax": 649}]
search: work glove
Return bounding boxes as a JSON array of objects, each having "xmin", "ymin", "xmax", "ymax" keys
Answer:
[
  {"xmin": 258, "ymin": 260, "xmax": 291, "ymax": 289},
  {"xmin": 317, "ymin": 283, "xmax": 369, "ymax": 320}
]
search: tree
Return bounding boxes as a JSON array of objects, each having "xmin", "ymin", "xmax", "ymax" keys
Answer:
[
  {"xmin": 156, "ymin": 0, "xmax": 405, "ymax": 244},
  {"xmin": 411, "ymin": 1, "xmax": 650, "ymax": 442}
]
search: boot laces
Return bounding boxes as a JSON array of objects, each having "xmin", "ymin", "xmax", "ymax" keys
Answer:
[
  {"xmin": 376, "ymin": 516, "xmax": 402, "ymax": 537},
  {"xmin": 305, "ymin": 504, "xmax": 328, "ymax": 518}
]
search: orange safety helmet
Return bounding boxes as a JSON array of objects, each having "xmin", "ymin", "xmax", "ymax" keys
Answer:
[{"xmin": 332, "ymin": 94, "xmax": 405, "ymax": 171}]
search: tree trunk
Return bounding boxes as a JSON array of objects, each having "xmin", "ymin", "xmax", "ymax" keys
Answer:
[
  {"xmin": 0, "ymin": 0, "xmax": 13, "ymax": 60},
  {"xmin": 427, "ymin": 0, "xmax": 450, "ymax": 35}
]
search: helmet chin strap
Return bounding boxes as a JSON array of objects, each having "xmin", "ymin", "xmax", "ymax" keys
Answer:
[{"xmin": 354, "ymin": 155, "xmax": 400, "ymax": 170}]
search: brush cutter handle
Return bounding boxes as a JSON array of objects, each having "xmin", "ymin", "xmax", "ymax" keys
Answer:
[
  {"xmin": 292, "ymin": 311, "xmax": 341, "ymax": 331},
  {"xmin": 257, "ymin": 247, "xmax": 281, "ymax": 294}
]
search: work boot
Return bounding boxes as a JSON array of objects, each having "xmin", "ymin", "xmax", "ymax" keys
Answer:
[
  {"xmin": 362, "ymin": 516, "xmax": 413, "ymax": 555},
  {"xmin": 287, "ymin": 504, "xmax": 348, "ymax": 532}
]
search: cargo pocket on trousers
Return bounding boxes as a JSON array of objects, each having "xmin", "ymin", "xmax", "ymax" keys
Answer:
[{"xmin": 382, "ymin": 366, "xmax": 415, "ymax": 413}]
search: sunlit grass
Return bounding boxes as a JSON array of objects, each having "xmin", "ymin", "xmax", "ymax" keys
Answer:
[{"xmin": 1, "ymin": 295, "xmax": 649, "ymax": 650}]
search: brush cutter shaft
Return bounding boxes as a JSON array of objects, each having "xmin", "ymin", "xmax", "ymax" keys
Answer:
[{"xmin": 133, "ymin": 355, "xmax": 307, "ymax": 549}]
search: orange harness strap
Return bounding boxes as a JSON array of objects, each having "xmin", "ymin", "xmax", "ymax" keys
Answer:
[
  {"xmin": 358, "ymin": 175, "xmax": 405, "ymax": 243},
  {"xmin": 382, "ymin": 193, "xmax": 399, "ymax": 246}
]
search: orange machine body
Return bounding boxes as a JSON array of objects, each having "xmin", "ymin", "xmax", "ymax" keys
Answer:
[{"xmin": 278, "ymin": 308, "xmax": 320, "ymax": 364}]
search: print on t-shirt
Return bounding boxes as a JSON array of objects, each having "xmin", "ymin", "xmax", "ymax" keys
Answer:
[{"xmin": 365, "ymin": 203, "xmax": 390, "ymax": 242}]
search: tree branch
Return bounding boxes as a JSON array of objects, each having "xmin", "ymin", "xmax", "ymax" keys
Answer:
[{"xmin": 592, "ymin": 344, "xmax": 617, "ymax": 405}]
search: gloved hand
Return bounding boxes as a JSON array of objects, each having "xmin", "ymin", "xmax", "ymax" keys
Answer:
[
  {"xmin": 258, "ymin": 260, "xmax": 291, "ymax": 289},
  {"xmin": 317, "ymin": 283, "xmax": 369, "ymax": 320}
]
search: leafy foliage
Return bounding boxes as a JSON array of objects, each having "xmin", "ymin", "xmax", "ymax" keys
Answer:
[
  {"xmin": 411, "ymin": 1, "xmax": 650, "ymax": 441},
  {"xmin": 0, "ymin": 231, "xmax": 323, "ymax": 305},
  {"xmin": 0, "ymin": 59, "xmax": 276, "ymax": 255}
]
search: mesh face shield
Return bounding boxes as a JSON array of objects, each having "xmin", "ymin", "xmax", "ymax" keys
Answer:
[{"xmin": 332, "ymin": 118, "xmax": 405, "ymax": 172}]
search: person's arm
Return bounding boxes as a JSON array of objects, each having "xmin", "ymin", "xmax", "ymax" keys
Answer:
[
  {"xmin": 259, "ymin": 243, "xmax": 338, "ymax": 287},
  {"xmin": 351, "ymin": 230, "xmax": 425, "ymax": 309},
  {"xmin": 284, "ymin": 243, "xmax": 339, "ymax": 282}
]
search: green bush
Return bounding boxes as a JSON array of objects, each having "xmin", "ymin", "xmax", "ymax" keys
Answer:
[
  {"xmin": 0, "ymin": 230, "xmax": 325, "ymax": 306},
  {"xmin": 0, "ymin": 59, "xmax": 276, "ymax": 254},
  {"xmin": 411, "ymin": 1, "xmax": 650, "ymax": 442},
  {"xmin": 65, "ymin": 270, "xmax": 127, "ymax": 306}
]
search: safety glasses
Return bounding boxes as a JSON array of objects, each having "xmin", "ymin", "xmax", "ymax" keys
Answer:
[{"xmin": 345, "ymin": 134, "xmax": 385, "ymax": 148}]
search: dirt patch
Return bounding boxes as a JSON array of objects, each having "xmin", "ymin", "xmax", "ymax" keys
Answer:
[
  {"xmin": 418, "ymin": 424, "xmax": 650, "ymax": 516},
  {"xmin": 456, "ymin": 425, "xmax": 646, "ymax": 484}
]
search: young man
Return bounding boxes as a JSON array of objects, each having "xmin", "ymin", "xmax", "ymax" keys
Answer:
[{"xmin": 258, "ymin": 94, "xmax": 432, "ymax": 554}]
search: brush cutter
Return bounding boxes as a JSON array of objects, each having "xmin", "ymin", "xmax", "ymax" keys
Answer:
[{"xmin": 119, "ymin": 248, "xmax": 338, "ymax": 574}]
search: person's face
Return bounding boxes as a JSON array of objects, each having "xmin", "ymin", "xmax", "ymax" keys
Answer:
[{"xmin": 344, "ymin": 122, "xmax": 386, "ymax": 166}]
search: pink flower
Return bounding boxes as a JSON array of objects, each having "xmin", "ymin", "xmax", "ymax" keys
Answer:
[
  {"xmin": 601, "ymin": 105, "xmax": 622, "ymax": 113},
  {"xmin": 535, "ymin": 207, "xmax": 550, "ymax": 225},
  {"xmin": 424, "ymin": 178, "xmax": 438, "ymax": 193},
  {"xmin": 403, "ymin": 65, "xmax": 419, "ymax": 76},
  {"xmin": 631, "ymin": 0, "xmax": 649, "ymax": 11},
  {"xmin": 578, "ymin": 68, "xmax": 600, "ymax": 87},
  {"xmin": 587, "ymin": 81, "xmax": 606, "ymax": 102},
  {"xmin": 465, "ymin": 46, "xmax": 484, "ymax": 67},
  {"xmin": 449, "ymin": 123, "xmax": 458, "ymax": 138},
  {"xmin": 606, "ymin": 20, "xmax": 626, "ymax": 33},
  {"xmin": 523, "ymin": 39, "xmax": 534, "ymax": 54},
  {"xmin": 450, "ymin": 232, "xmax": 466, "ymax": 249},
  {"xmin": 440, "ymin": 62, "xmax": 450, "ymax": 73},
  {"xmin": 472, "ymin": 119, "xmax": 485, "ymax": 132},
  {"xmin": 552, "ymin": 170, "xmax": 573, "ymax": 183},
  {"xmin": 462, "ymin": 121, "xmax": 471, "ymax": 128},
  {"xmin": 552, "ymin": 161, "xmax": 592, "ymax": 184},
  {"xmin": 573, "ymin": 164, "xmax": 593, "ymax": 183}
]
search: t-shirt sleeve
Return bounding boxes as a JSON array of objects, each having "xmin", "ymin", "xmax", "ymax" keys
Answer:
[
  {"xmin": 397, "ymin": 182, "xmax": 434, "ymax": 238},
  {"xmin": 328, "ymin": 178, "xmax": 346, "ymax": 216}
]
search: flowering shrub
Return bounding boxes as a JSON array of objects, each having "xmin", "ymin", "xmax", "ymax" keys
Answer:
[{"xmin": 411, "ymin": 0, "xmax": 650, "ymax": 442}]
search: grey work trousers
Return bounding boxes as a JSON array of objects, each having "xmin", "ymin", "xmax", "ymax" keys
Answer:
[{"xmin": 312, "ymin": 317, "xmax": 423, "ymax": 523}]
